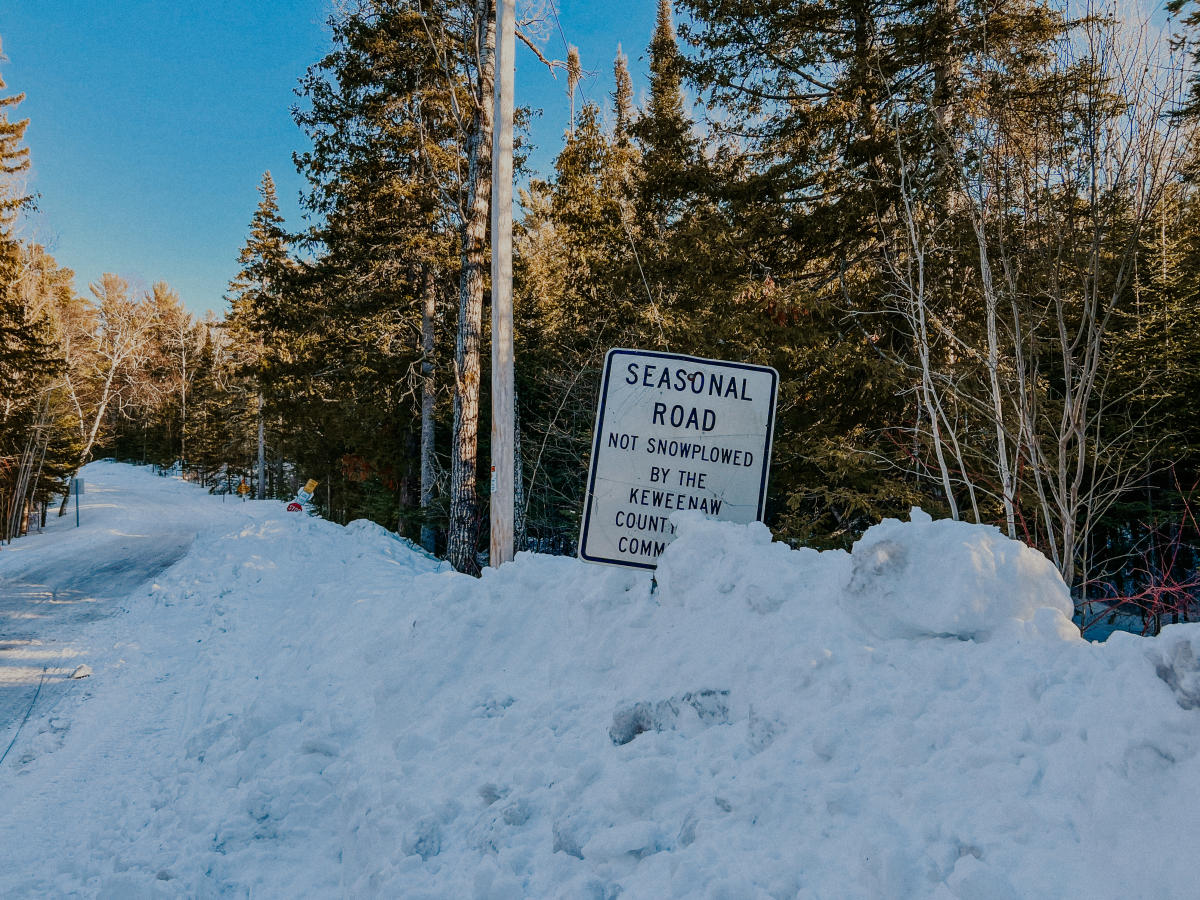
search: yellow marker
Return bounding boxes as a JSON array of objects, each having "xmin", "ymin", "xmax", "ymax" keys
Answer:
[{"xmin": 237, "ymin": 479, "xmax": 251, "ymax": 496}]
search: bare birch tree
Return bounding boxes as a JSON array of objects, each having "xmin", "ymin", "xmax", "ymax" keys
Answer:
[
  {"xmin": 882, "ymin": 1, "xmax": 1188, "ymax": 592},
  {"xmin": 67, "ymin": 275, "xmax": 157, "ymax": 469},
  {"xmin": 967, "ymin": 5, "xmax": 1184, "ymax": 586}
]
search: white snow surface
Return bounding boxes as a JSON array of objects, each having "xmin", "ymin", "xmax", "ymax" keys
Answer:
[{"xmin": 1, "ymin": 462, "xmax": 1199, "ymax": 898}]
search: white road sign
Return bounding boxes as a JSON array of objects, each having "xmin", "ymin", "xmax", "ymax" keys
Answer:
[{"xmin": 579, "ymin": 348, "xmax": 779, "ymax": 570}]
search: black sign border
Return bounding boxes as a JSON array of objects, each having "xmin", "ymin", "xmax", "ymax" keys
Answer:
[{"xmin": 578, "ymin": 348, "xmax": 779, "ymax": 570}]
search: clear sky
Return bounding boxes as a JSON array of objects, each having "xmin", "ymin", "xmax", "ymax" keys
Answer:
[{"xmin": 2, "ymin": 1, "xmax": 660, "ymax": 316}]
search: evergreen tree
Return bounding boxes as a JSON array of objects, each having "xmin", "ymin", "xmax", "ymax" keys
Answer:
[
  {"xmin": 283, "ymin": 1, "xmax": 468, "ymax": 540},
  {"xmin": 223, "ymin": 172, "xmax": 295, "ymax": 500},
  {"xmin": 612, "ymin": 46, "xmax": 635, "ymax": 146},
  {"xmin": 0, "ymin": 38, "xmax": 67, "ymax": 538},
  {"xmin": 516, "ymin": 101, "xmax": 647, "ymax": 544},
  {"xmin": 670, "ymin": 0, "xmax": 1091, "ymax": 548},
  {"xmin": 228, "ymin": 172, "xmax": 289, "ymax": 334},
  {"xmin": 1096, "ymin": 173, "xmax": 1200, "ymax": 617},
  {"xmin": 0, "ymin": 33, "xmax": 38, "ymax": 416},
  {"xmin": 632, "ymin": 0, "xmax": 700, "ymax": 229},
  {"xmin": 0, "ymin": 36, "xmax": 29, "ymax": 236}
]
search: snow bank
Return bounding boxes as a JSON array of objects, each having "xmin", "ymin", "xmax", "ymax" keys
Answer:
[
  {"xmin": 2, "ymin": 465, "xmax": 1198, "ymax": 898},
  {"xmin": 845, "ymin": 508, "xmax": 1075, "ymax": 642}
]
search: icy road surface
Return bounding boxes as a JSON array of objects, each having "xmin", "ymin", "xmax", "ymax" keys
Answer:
[{"xmin": 0, "ymin": 471, "xmax": 196, "ymax": 734}]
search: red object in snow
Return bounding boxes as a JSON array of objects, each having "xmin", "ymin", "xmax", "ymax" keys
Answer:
[{"xmin": 287, "ymin": 501, "xmax": 303, "ymax": 512}]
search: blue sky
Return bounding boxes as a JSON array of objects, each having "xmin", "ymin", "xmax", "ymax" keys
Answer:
[{"xmin": 2, "ymin": 1, "xmax": 660, "ymax": 315}]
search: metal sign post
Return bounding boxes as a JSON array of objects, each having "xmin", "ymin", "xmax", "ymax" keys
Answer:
[
  {"xmin": 72, "ymin": 477, "xmax": 84, "ymax": 527},
  {"xmin": 579, "ymin": 349, "xmax": 778, "ymax": 570}
]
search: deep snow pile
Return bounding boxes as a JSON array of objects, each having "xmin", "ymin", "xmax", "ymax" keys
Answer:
[{"xmin": 2, "ymin": 463, "xmax": 1199, "ymax": 898}]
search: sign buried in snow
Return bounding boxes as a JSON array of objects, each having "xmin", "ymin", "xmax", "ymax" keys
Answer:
[{"xmin": 579, "ymin": 348, "xmax": 778, "ymax": 570}]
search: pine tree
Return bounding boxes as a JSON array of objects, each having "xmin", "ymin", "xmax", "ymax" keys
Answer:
[
  {"xmin": 668, "ymin": 0, "xmax": 1090, "ymax": 548},
  {"xmin": 0, "ymin": 36, "xmax": 29, "ymax": 236},
  {"xmin": 283, "ymin": 1, "xmax": 471, "ymax": 543},
  {"xmin": 224, "ymin": 171, "xmax": 294, "ymax": 501},
  {"xmin": 632, "ymin": 0, "xmax": 699, "ymax": 229},
  {"xmin": 226, "ymin": 172, "xmax": 288, "ymax": 405},
  {"xmin": 516, "ymin": 101, "xmax": 644, "ymax": 546},
  {"xmin": 566, "ymin": 45, "xmax": 582, "ymax": 135},
  {"xmin": 613, "ymin": 46, "xmax": 635, "ymax": 146},
  {"xmin": 0, "ymin": 38, "xmax": 66, "ymax": 538},
  {"xmin": 228, "ymin": 172, "xmax": 288, "ymax": 333},
  {"xmin": 1169, "ymin": 0, "xmax": 1200, "ymax": 119},
  {"xmin": 0, "ymin": 33, "xmax": 36, "ymax": 408}
]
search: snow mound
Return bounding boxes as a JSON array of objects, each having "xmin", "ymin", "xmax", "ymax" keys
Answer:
[
  {"xmin": 1154, "ymin": 631, "xmax": 1200, "ymax": 709},
  {"xmin": 3, "ymin": 465, "xmax": 1199, "ymax": 899},
  {"xmin": 655, "ymin": 510, "xmax": 845, "ymax": 618},
  {"xmin": 344, "ymin": 517, "xmax": 445, "ymax": 567},
  {"xmin": 845, "ymin": 508, "xmax": 1075, "ymax": 641}
]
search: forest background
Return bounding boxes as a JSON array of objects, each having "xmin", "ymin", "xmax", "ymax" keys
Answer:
[{"xmin": 4, "ymin": 0, "xmax": 1200, "ymax": 635}]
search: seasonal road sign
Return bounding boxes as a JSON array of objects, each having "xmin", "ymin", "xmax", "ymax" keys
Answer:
[{"xmin": 579, "ymin": 348, "xmax": 778, "ymax": 570}]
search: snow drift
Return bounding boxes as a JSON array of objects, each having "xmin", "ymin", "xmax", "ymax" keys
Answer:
[{"xmin": 1, "ymin": 462, "xmax": 1198, "ymax": 898}]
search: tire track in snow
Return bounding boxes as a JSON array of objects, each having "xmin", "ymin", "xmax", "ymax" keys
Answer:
[{"xmin": 0, "ymin": 472, "xmax": 196, "ymax": 740}]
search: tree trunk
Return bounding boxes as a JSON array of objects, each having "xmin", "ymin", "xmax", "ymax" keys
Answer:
[
  {"xmin": 446, "ymin": 1, "xmax": 496, "ymax": 575},
  {"xmin": 256, "ymin": 396, "xmax": 266, "ymax": 500},
  {"xmin": 420, "ymin": 265, "xmax": 438, "ymax": 553},
  {"xmin": 930, "ymin": 0, "xmax": 961, "ymax": 208},
  {"xmin": 180, "ymin": 342, "xmax": 188, "ymax": 470},
  {"xmin": 968, "ymin": 209, "xmax": 1017, "ymax": 538},
  {"xmin": 7, "ymin": 429, "xmax": 38, "ymax": 541},
  {"xmin": 77, "ymin": 361, "xmax": 119, "ymax": 469},
  {"xmin": 513, "ymin": 382, "xmax": 525, "ymax": 553}
]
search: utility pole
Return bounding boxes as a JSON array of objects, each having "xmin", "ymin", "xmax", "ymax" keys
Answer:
[{"xmin": 490, "ymin": 0, "xmax": 516, "ymax": 567}]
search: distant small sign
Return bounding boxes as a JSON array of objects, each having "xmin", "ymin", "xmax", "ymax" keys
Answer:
[
  {"xmin": 296, "ymin": 479, "xmax": 319, "ymax": 503},
  {"xmin": 579, "ymin": 348, "xmax": 778, "ymax": 570},
  {"xmin": 71, "ymin": 478, "xmax": 84, "ymax": 495},
  {"xmin": 286, "ymin": 479, "xmax": 319, "ymax": 514}
]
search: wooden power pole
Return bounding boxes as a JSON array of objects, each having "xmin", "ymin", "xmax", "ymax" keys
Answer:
[{"xmin": 490, "ymin": 0, "xmax": 516, "ymax": 566}]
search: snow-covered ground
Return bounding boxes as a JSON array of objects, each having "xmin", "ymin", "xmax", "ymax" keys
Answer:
[
  {"xmin": 1, "ymin": 462, "xmax": 1198, "ymax": 898},
  {"xmin": 0, "ymin": 471, "xmax": 201, "ymax": 733}
]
